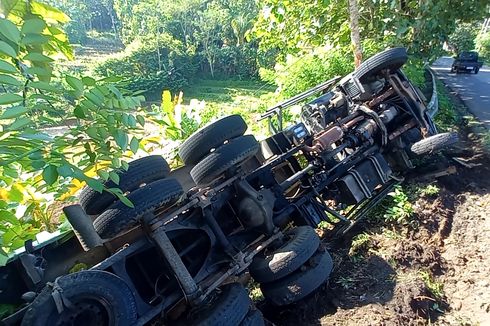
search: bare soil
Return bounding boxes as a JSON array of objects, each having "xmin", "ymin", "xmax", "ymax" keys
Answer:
[{"xmin": 259, "ymin": 97, "xmax": 490, "ymax": 325}]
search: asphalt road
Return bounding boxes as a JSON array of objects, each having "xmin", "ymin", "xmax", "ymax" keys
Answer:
[{"xmin": 432, "ymin": 56, "xmax": 490, "ymax": 129}]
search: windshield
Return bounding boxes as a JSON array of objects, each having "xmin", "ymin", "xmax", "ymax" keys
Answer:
[{"xmin": 459, "ymin": 52, "xmax": 478, "ymax": 60}]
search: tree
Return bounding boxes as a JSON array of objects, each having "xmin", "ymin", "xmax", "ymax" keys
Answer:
[
  {"xmin": 476, "ymin": 31, "xmax": 490, "ymax": 61},
  {"xmin": 0, "ymin": 1, "xmax": 146, "ymax": 264},
  {"xmin": 253, "ymin": 0, "xmax": 490, "ymax": 60},
  {"xmin": 195, "ymin": 4, "xmax": 227, "ymax": 78},
  {"xmin": 348, "ymin": 0, "xmax": 362, "ymax": 67},
  {"xmin": 448, "ymin": 23, "xmax": 478, "ymax": 53}
]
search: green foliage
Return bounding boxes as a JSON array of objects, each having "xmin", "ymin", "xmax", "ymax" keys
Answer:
[
  {"xmin": 0, "ymin": 2, "xmax": 147, "ymax": 264},
  {"xmin": 348, "ymin": 233, "xmax": 371, "ymax": 257},
  {"xmin": 69, "ymin": 262, "xmax": 88, "ymax": 273},
  {"xmin": 110, "ymin": 0, "xmax": 260, "ymax": 83},
  {"xmin": 448, "ymin": 23, "xmax": 478, "ymax": 53},
  {"xmin": 155, "ymin": 90, "xmax": 199, "ymax": 142},
  {"xmin": 434, "ymin": 80, "xmax": 460, "ymax": 132},
  {"xmin": 419, "ymin": 270, "xmax": 444, "ymax": 300},
  {"xmin": 248, "ymin": 281, "xmax": 264, "ymax": 301},
  {"xmin": 419, "ymin": 184, "xmax": 440, "ymax": 197},
  {"xmin": 0, "ymin": 304, "xmax": 17, "ymax": 319},
  {"xmin": 94, "ymin": 38, "xmax": 196, "ymax": 98},
  {"xmin": 336, "ymin": 276, "xmax": 355, "ymax": 289},
  {"xmin": 402, "ymin": 60, "xmax": 426, "ymax": 89},
  {"xmin": 253, "ymin": 0, "xmax": 488, "ymax": 60},
  {"xmin": 476, "ymin": 32, "xmax": 490, "ymax": 62},
  {"xmin": 45, "ymin": 0, "xmax": 120, "ymax": 44},
  {"xmin": 383, "ymin": 186, "xmax": 414, "ymax": 224},
  {"xmin": 268, "ymin": 47, "xmax": 354, "ymax": 98},
  {"xmin": 182, "ymin": 79, "xmax": 275, "ymax": 137}
]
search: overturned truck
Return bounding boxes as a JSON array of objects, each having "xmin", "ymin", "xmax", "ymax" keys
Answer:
[{"xmin": 1, "ymin": 48, "xmax": 457, "ymax": 325}]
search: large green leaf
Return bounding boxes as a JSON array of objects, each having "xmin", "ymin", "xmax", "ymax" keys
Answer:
[
  {"xmin": 23, "ymin": 52, "xmax": 53, "ymax": 62},
  {"xmin": 0, "ymin": 0, "xmax": 27, "ymax": 18},
  {"xmin": 108, "ymin": 171, "xmax": 120, "ymax": 185},
  {"xmin": 7, "ymin": 116, "xmax": 31, "ymax": 130},
  {"xmin": 0, "ymin": 19, "xmax": 20, "ymax": 43},
  {"xmin": 0, "ymin": 93, "xmax": 23, "ymax": 105},
  {"xmin": 0, "ymin": 253, "xmax": 9, "ymax": 267},
  {"xmin": 57, "ymin": 164, "xmax": 73, "ymax": 177},
  {"xmin": 97, "ymin": 170, "xmax": 110, "ymax": 181},
  {"xmin": 26, "ymin": 66, "xmax": 52, "ymax": 78},
  {"xmin": 0, "ymin": 210, "xmax": 19, "ymax": 225},
  {"xmin": 0, "ymin": 41, "xmax": 17, "ymax": 58},
  {"xmin": 21, "ymin": 18, "xmax": 47, "ymax": 35},
  {"xmin": 85, "ymin": 178, "xmax": 104, "ymax": 193},
  {"xmin": 82, "ymin": 76, "xmax": 96, "ymax": 86},
  {"xmin": 0, "ymin": 59, "xmax": 17, "ymax": 73},
  {"xmin": 42, "ymin": 164, "xmax": 58, "ymax": 185},
  {"xmin": 51, "ymin": 37, "xmax": 73, "ymax": 60},
  {"xmin": 0, "ymin": 74, "xmax": 22, "ymax": 86},
  {"xmin": 65, "ymin": 75, "xmax": 83, "ymax": 92},
  {"xmin": 0, "ymin": 106, "xmax": 28, "ymax": 119},
  {"xmin": 29, "ymin": 81, "xmax": 59, "ymax": 92},
  {"xmin": 114, "ymin": 192, "xmax": 134, "ymax": 208},
  {"xmin": 0, "ymin": 0, "xmax": 21, "ymax": 17},
  {"xmin": 130, "ymin": 137, "xmax": 139, "ymax": 154},
  {"xmin": 85, "ymin": 91, "xmax": 103, "ymax": 106},
  {"xmin": 31, "ymin": 1, "xmax": 70, "ymax": 24},
  {"xmin": 21, "ymin": 33, "xmax": 49, "ymax": 45},
  {"xmin": 113, "ymin": 130, "xmax": 128, "ymax": 151},
  {"xmin": 73, "ymin": 106, "xmax": 86, "ymax": 119}
]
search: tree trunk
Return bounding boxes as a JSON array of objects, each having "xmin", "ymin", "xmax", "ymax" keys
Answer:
[
  {"xmin": 209, "ymin": 58, "xmax": 214, "ymax": 78},
  {"xmin": 348, "ymin": 0, "xmax": 363, "ymax": 68},
  {"xmin": 156, "ymin": 25, "xmax": 162, "ymax": 71}
]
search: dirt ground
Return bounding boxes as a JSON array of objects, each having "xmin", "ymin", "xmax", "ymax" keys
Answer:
[{"xmin": 258, "ymin": 94, "xmax": 490, "ymax": 325}]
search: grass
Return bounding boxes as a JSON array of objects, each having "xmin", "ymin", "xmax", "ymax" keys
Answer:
[
  {"xmin": 183, "ymin": 79, "xmax": 277, "ymax": 138},
  {"xmin": 336, "ymin": 276, "xmax": 355, "ymax": 289},
  {"xmin": 418, "ymin": 184, "xmax": 440, "ymax": 197},
  {"xmin": 419, "ymin": 270, "xmax": 444, "ymax": 300},
  {"xmin": 349, "ymin": 233, "xmax": 371, "ymax": 257},
  {"xmin": 434, "ymin": 80, "xmax": 461, "ymax": 132},
  {"xmin": 383, "ymin": 186, "xmax": 414, "ymax": 224}
]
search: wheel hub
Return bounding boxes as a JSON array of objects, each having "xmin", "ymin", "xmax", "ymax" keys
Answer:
[{"xmin": 55, "ymin": 298, "xmax": 112, "ymax": 326}]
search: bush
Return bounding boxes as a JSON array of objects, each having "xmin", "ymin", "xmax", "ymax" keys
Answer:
[
  {"xmin": 268, "ymin": 47, "xmax": 354, "ymax": 98},
  {"xmin": 403, "ymin": 59, "xmax": 426, "ymax": 89},
  {"xmin": 476, "ymin": 32, "xmax": 490, "ymax": 62},
  {"xmin": 94, "ymin": 36, "xmax": 198, "ymax": 97},
  {"xmin": 213, "ymin": 44, "xmax": 259, "ymax": 80},
  {"xmin": 448, "ymin": 24, "xmax": 478, "ymax": 54}
]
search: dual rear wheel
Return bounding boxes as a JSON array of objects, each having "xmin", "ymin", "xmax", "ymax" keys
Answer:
[
  {"xmin": 78, "ymin": 155, "xmax": 184, "ymax": 239},
  {"xmin": 179, "ymin": 115, "xmax": 259, "ymax": 186},
  {"xmin": 250, "ymin": 226, "xmax": 333, "ymax": 306}
]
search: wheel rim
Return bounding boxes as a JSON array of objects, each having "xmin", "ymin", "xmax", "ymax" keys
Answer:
[{"xmin": 49, "ymin": 296, "xmax": 115, "ymax": 326}]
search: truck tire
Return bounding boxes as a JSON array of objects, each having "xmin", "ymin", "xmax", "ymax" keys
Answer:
[
  {"xmin": 475, "ymin": 67, "xmax": 479, "ymax": 74},
  {"xmin": 190, "ymin": 135, "xmax": 259, "ymax": 186},
  {"xmin": 249, "ymin": 226, "xmax": 320, "ymax": 283},
  {"xmin": 79, "ymin": 155, "xmax": 170, "ymax": 215},
  {"xmin": 179, "ymin": 115, "xmax": 248, "ymax": 165},
  {"xmin": 354, "ymin": 47, "xmax": 408, "ymax": 82},
  {"xmin": 261, "ymin": 249, "xmax": 334, "ymax": 306},
  {"xmin": 180, "ymin": 283, "xmax": 251, "ymax": 326},
  {"xmin": 240, "ymin": 309, "xmax": 265, "ymax": 326},
  {"xmin": 21, "ymin": 270, "xmax": 137, "ymax": 326},
  {"xmin": 410, "ymin": 132, "xmax": 458, "ymax": 156},
  {"xmin": 93, "ymin": 178, "xmax": 183, "ymax": 239}
]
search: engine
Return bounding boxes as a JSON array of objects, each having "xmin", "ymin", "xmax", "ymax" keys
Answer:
[{"xmin": 295, "ymin": 68, "xmax": 429, "ymax": 206}]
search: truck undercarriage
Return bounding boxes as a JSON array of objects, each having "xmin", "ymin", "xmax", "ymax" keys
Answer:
[{"xmin": 1, "ymin": 48, "xmax": 458, "ymax": 326}]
